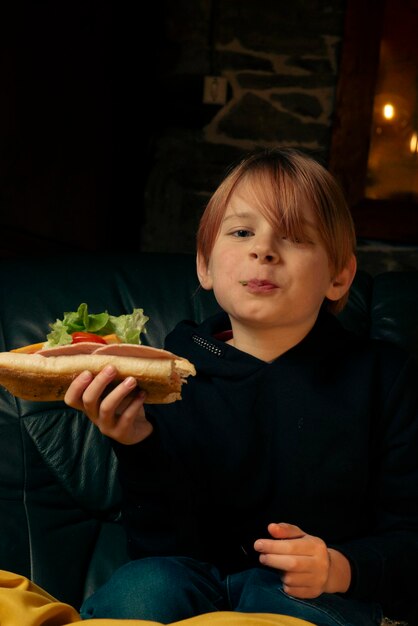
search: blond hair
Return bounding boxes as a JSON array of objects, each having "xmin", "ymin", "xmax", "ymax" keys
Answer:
[{"xmin": 197, "ymin": 148, "xmax": 356, "ymax": 313}]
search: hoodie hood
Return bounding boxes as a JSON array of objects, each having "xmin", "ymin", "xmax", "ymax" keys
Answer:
[
  {"xmin": 164, "ymin": 312, "xmax": 264, "ymax": 378},
  {"xmin": 164, "ymin": 310, "xmax": 348, "ymax": 379}
]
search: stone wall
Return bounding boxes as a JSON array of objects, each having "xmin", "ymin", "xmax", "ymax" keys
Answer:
[
  {"xmin": 140, "ymin": 0, "xmax": 418, "ymax": 274},
  {"xmin": 141, "ymin": 0, "xmax": 347, "ymax": 253}
]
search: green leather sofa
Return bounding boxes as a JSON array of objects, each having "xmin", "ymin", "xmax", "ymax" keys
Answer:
[{"xmin": 0, "ymin": 252, "xmax": 417, "ymax": 624}]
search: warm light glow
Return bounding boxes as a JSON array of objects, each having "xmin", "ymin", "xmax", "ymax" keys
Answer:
[
  {"xmin": 383, "ymin": 103, "xmax": 395, "ymax": 120},
  {"xmin": 365, "ymin": 0, "xmax": 418, "ymax": 201},
  {"xmin": 410, "ymin": 132, "xmax": 418, "ymax": 154}
]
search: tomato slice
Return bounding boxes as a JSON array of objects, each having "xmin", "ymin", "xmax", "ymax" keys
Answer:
[{"xmin": 71, "ymin": 332, "xmax": 107, "ymax": 344}]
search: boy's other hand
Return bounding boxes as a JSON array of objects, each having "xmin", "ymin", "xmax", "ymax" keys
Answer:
[{"xmin": 254, "ymin": 522, "xmax": 351, "ymax": 598}]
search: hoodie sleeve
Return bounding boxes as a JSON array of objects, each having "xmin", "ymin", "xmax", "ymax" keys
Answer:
[
  {"xmin": 333, "ymin": 355, "xmax": 418, "ymax": 618},
  {"xmin": 111, "ymin": 412, "xmax": 198, "ymax": 559}
]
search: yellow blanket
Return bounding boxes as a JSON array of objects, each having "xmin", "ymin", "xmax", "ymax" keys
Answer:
[{"xmin": 0, "ymin": 569, "xmax": 315, "ymax": 626}]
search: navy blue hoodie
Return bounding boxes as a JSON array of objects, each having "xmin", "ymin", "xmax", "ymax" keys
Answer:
[{"xmin": 113, "ymin": 311, "xmax": 418, "ymax": 619}]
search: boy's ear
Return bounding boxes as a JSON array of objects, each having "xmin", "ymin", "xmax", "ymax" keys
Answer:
[
  {"xmin": 326, "ymin": 254, "xmax": 357, "ymax": 302},
  {"xmin": 196, "ymin": 253, "xmax": 213, "ymax": 290}
]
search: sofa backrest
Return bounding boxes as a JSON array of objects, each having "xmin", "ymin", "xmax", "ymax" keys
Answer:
[
  {"xmin": 0, "ymin": 252, "xmax": 220, "ymax": 608},
  {"xmin": 0, "ymin": 252, "xmax": 417, "ymax": 609}
]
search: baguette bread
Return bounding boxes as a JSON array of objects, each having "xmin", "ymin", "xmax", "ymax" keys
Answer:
[{"xmin": 0, "ymin": 348, "xmax": 196, "ymax": 404}]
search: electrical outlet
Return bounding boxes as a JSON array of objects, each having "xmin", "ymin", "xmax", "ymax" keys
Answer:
[{"xmin": 203, "ymin": 76, "xmax": 228, "ymax": 105}]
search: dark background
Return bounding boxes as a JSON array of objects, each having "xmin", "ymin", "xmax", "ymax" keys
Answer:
[
  {"xmin": 1, "ymin": 0, "xmax": 417, "ymax": 270},
  {"xmin": 0, "ymin": 1, "xmax": 163, "ymax": 256}
]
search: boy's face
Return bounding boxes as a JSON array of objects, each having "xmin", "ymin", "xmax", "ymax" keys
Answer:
[{"xmin": 197, "ymin": 185, "xmax": 352, "ymax": 340}]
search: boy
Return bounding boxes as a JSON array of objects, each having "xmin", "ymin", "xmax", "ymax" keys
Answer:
[{"xmin": 65, "ymin": 148, "xmax": 418, "ymax": 625}]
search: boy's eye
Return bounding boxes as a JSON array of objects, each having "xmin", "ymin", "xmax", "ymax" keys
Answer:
[
  {"xmin": 282, "ymin": 236, "xmax": 301, "ymax": 244},
  {"xmin": 232, "ymin": 229, "xmax": 253, "ymax": 238},
  {"xmin": 282, "ymin": 235, "xmax": 311, "ymax": 245}
]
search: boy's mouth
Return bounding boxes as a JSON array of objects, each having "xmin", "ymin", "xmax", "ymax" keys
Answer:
[{"xmin": 239, "ymin": 279, "xmax": 278, "ymax": 292}]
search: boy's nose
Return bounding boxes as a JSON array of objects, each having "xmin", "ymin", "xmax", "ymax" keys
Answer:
[{"xmin": 249, "ymin": 243, "xmax": 279, "ymax": 263}]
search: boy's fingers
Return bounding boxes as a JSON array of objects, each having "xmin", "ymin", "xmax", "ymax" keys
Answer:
[
  {"xmin": 268, "ymin": 522, "xmax": 305, "ymax": 539},
  {"xmin": 64, "ymin": 370, "xmax": 94, "ymax": 407}
]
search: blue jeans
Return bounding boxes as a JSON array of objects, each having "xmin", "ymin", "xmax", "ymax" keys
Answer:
[{"xmin": 80, "ymin": 556, "xmax": 383, "ymax": 625}]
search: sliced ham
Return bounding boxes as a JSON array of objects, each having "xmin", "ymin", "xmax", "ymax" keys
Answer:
[
  {"xmin": 37, "ymin": 341, "xmax": 176, "ymax": 359},
  {"xmin": 37, "ymin": 342, "xmax": 103, "ymax": 356},
  {"xmin": 93, "ymin": 343, "xmax": 176, "ymax": 359}
]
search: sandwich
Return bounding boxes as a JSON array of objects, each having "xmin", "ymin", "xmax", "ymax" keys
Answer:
[{"xmin": 0, "ymin": 303, "xmax": 195, "ymax": 404}]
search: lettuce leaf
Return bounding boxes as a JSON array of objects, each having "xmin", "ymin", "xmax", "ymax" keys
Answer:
[
  {"xmin": 109, "ymin": 309, "xmax": 149, "ymax": 345},
  {"xmin": 44, "ymin": 303, "xmax": 149, "ymax": 347}
]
